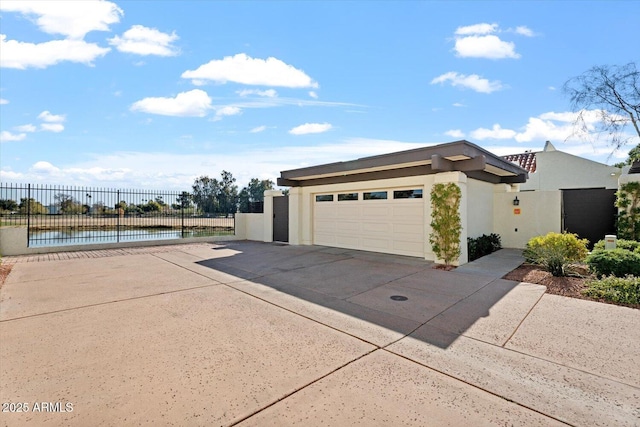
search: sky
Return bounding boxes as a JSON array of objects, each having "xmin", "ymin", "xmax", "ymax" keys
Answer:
[{"xmin": 1, "ymin": 0, "xmax": 638, "ymax": 190}]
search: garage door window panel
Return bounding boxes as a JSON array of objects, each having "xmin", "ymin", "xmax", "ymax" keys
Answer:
[
  {"xmin": 394, "ymin": 189, "xmax": 423, "ymax": 199},
  {"xmin": 316, "ymin": 195, "xmax": 334, "ymax": 202},
  {"xmin": 363, "ymin": 191, "xmax": 388, "ymax": 200},
  {"xmin": 338, "ymin": 193, "xmax": 358, "ymax": 201}
]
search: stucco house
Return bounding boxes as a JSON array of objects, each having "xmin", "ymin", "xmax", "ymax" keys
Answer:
[
  {"xmin": 503, "ymin": 141, "xmax": 622, "ymax": 247},
  {"xmin": 503, "ymin": 141, "xmax": 620, "ymax": 191},
  {"xmin": 260, "ymin": 140, "xmax": 528, "ymax": 265}
]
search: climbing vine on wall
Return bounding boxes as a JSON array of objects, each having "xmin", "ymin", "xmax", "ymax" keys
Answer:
[
  {"xmin": 429, "ymin": 183, "xmax": 462, "ymax": 266},
  {"xmin": 616, "ymin": 181, "xmax": 640, "ymax": 241}
]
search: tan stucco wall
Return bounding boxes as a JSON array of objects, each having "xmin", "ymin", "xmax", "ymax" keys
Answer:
[
  {"xmin": 521, "ymin": 150, "xmax": 620, "ymax": 191},
  {"xmin": 466, "ymin": 179, "xmax": 495, "ymax": 238},
  {"xmin": 493, "ymin": 191, "xmax": 562, "ymax": 248}
]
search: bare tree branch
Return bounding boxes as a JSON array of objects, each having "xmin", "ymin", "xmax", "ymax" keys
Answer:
[{"xmin": 563, "ymin": 62, "xmax": 640, "ymax": 152}]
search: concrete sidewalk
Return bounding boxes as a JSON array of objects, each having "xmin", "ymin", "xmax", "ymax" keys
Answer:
[{"xmin": 1, "ymin": 242, "xmax": 638, "ymax": 426}]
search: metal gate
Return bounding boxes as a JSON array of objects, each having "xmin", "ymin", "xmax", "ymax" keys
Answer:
[
  {"xmin": 562, "ymin": 188, "xmax": 616, "ymax": 248},
  {"xmin": 273, "ymin": 195, "xmax": 289, "ymax": 243}
]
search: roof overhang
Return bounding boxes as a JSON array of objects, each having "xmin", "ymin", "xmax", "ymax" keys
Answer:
[{"xmin": 278, "ymin": 140, "xmax": 529, "ymax": 187}]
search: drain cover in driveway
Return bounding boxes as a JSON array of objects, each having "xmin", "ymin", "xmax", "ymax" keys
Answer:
[{"xmin": 390, "ymin": 295, "xmax": 408, "ymax": 301}]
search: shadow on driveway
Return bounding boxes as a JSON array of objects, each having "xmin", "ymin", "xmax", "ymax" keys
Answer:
[{"xmin": 195, "ymin": 241, "xmax": 530, "ymax": 349}]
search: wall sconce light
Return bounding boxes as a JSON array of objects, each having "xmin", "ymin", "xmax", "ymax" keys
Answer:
[{"xmin": 513, "ymin": 196, "xmax": 520, "ymax": 206}]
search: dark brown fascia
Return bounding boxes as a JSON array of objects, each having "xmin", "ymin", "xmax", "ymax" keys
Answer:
[{"xmin": 278, "ymin": 140, "xmax": 528, "ymax": 187}]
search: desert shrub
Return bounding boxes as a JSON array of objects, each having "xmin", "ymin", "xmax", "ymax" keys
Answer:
[
  {"xmin": 586, "ymin": 248, "xmax": 640, "ymax": 277},
  {"xmin": 592, "ymin": 238, "xmax": 640, "ymax": 252},
  {"xmin": 468, "ymin": 233, "xmax": 502, "ymax": 261},
  {"xmin": 523, "ymin": 232, "xmax": 589, "ymax": 277},
  {"xmin": 583, "ymin": 275, "xmax": 640, "ymax": 305}
]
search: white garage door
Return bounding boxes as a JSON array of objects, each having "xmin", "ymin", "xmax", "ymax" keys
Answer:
[{"xmin": 313, "ymin": 188, "xmax": 425, "ymax": 257}]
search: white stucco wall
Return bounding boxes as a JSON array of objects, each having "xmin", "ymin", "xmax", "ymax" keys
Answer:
[
  {"xmin": 466, "ymin": 178, "xmax": 495, "ymax": 238},
  {"xmin": 235, "ymin": 213, "xmax": 264, "ymax": 241},
  {"xmin": 520, "ymin": 150, "xmax": 620, "ymax": 191},
  {"xmin": 493, "ymin": 190, "xmax": 562, "ymax": 248}
]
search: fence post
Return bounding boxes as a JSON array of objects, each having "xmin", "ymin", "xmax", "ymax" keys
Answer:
[
  {"xmin": 117, "ymin": 189, "xmax": 120, "ymax": 243},
  {"xmin": 26, "ymin": 183, "xmax": 31, "ymax": 247},
  {"xmin": 181, "ymin": 197, "xmax": 185, "ymax": 238}
]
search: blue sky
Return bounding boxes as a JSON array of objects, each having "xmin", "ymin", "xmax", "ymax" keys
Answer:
[{"xmin": 1, "ymin": 0, "xmax": 638, "ymax": 189}]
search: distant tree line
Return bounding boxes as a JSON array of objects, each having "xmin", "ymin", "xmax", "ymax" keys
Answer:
[
  {"xmin": 191, "ymin": 171, "xmax": 274, "ymax": 215},
  {"xmin": 0, "ymin": 172, "xmax": 275, "ymax": 216}
]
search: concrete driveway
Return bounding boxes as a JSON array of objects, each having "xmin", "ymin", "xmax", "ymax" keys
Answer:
[{"xmin": 1, "ymin": 241, "xmax": 638, "ymax": 426}]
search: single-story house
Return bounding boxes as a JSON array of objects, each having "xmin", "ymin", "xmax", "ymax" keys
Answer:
[
  {"xmin": 503, "ymin": 141, "xmax": 620, "ymax": 191},
  {"xmin": 264, "ymin": 140, "xmax": 529, "ymax": 265},
  {"xmin": 503, "ymin": 141, "xmax": 622, "ymax": 247}
]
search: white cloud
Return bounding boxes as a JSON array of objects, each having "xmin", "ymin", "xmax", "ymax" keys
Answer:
[
  {"xmin": 212, "ymin": 106, "xmax": 242, "ymax": 121},
  {"xmin": 236, "ymin": 89, "xmax": 278, "ymax": 98},
  {"xmin": 15, "ymin": 124, "xmax": 37, "ymax": 133},
  {"xmin": 0, "ymin": 131, "xmax": 26, "ymax": 142},
  {"xmin": 445, "ymin": 129, "xmax": 465, "ymax": 138},
  {"xmin": 1, "ymin": 138, "xmax": 434, "ymax": 188},
  {"xmin": 309, "ymin": 91, "xmax": 318, "ymax": 99},
  {"xmin": 452, "ymin": 102, "xmax": 466, "ymax": 107},
  {"xmin": 471, "ymin": 124, "xmax": 517, "ymax": 140},
  {"xmin": 451, "ymin": 23, "xmax": 523, "ymax": 59},
  {"xmin": 548, "ymin": 86, "xmax": 556, "ymax": 91},
  {"xmin": 40, "ymin": 123, "xmax": 65, "ymax": 133},
  {"xmin": 431, "ymin": 72, "xmax": 504, "ymax": 94},
  {"xmin": 0, "ymin": 35, "xmax": 110, "ymax": 69},
  {"xmin": 182, "ymin": 53, "xmax": 318, "ymax": 88},
  {"xmin": 454, "ymin": 35, "xmax": 520, "ymax": 59},
  {"xmin": 465, "ymin": 110, "xmax": 637, "ymax": 153},
  {"xmin": 130, "ymin": 89, "xmax": 213, "ymax": 117},
  {"xmin": 32, "ymin": 161, "xmax": 61, "ymax": 174},
  {"xmin": 38, "ymin": 110, "xmax": 66, "ymax": 123},
  {"xmin": 289, "ymin": 122, "xmax": 333, "ymax": 135},
  {"xmin": 250, "ymin": 125, "xmax": 267, "ymax": 133},
  {"xmin": 108, "ymin": 25, "xmax": 179, "ymax": 57},
  {"xmin": 454, "ymin": 23, "xmax": 498, "ymax": 36},
  {"xmin": 514, "ymin": 26, "xmax": 534, "ymax": 37},
  {"xmin": 0, "ymin": 98, "xmax": 8, "ymax": 104},
  {"xmin": 37, "ymin": 110, "xmax": 66, "ymax": 132},
  {"xmin": 0, "ymin": 0, "xmax": 123, "ymax": 39}
]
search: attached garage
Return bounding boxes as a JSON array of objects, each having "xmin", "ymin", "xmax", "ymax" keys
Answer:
[
  {"xmin": 275, "ymin": 140, "xmax": 529, "ymax": 265},
  {"xmin": 313, "ymin": 188, "xmax": 425, "ymax": 257}
]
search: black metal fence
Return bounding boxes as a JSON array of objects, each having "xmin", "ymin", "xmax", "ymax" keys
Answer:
[{"xmin": 0, "ymin": 183, "xmax": 235, "ymax": 247}]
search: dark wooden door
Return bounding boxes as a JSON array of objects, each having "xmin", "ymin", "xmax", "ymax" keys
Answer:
[
  {"xmin": 562, "ymin": 188, "xmax": 616, "ymax": 248},
  {"xmin": 273, "ymin": 196, "xmax": 289, "ymax": 242}
]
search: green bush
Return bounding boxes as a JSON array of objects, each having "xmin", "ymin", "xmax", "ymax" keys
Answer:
[
  {"xmin": 586, "ymin": 248, "xmax": 640, "ymax": 277},
  {"xmin": 523, "ymin": 232, "xmax": 589, "ymax": 277},
  {"xmin": 468, "ymin": 233, "xmax": 502, "ymax": 261},
  {"xmin": 583, "ymin": 275, "xmax": 640, "ymax": 305},
  {"xmin": 592, "ymin": 238, "xmax": 640, "ymax": 252}
]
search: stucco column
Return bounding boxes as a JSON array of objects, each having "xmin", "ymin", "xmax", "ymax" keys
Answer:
[
  {"xmin": 429, "ymin": 172, "xmax": 468, "ymax": 266},
  {"xmin": 288, "ymin": 187, "xmax": 302, "ymax": 245},
  {"xmin": 263, "ymin": 190, "xmax": 283, "ymax": 243}
]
